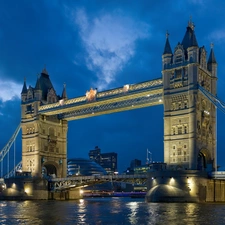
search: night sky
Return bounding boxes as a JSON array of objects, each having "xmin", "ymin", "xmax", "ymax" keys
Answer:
[{"xmin": 0, "ymin": 0, "xmax": 225, "ymax": 173}]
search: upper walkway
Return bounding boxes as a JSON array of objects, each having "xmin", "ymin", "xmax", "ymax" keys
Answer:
[{"xmin": 38, "ymin": 78, "xmax": 163, "ymax": 120}]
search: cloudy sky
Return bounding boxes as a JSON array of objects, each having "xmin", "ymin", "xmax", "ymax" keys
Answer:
[{"xmin": 0, "ymin": 0, "xmax": 225, "ymax": 172}]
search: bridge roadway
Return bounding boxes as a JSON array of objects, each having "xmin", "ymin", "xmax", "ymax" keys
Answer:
[
  {"xmin": 38, "ymin": 78, "xmax": 163, "ymax": 120},
  {"xmin": 50, "ymin": 174, "xmax": 148, "ymax": 191}
]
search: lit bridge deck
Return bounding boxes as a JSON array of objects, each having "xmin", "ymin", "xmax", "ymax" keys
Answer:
[
  {"xmin": 38, "ymin": 78, "xmax": 163, "ymax": 120},
  {"xmin": 50, "ymin": 174, "xmax": 148, "ymax": 191}
]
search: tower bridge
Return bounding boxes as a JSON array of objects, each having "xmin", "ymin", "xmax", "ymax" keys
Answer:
[{"xmin": 1, "ymin": 20, "xmax": 225, "ymax": 202}]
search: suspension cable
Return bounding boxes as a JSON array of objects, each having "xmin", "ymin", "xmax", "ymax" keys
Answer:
[
  {"xmin": 198, "ymin": 85, "xmax": 225, "ymax": 114},
  {"xmin": 0, "ymin": 124, "xmax": 21, "ymax": 162}
]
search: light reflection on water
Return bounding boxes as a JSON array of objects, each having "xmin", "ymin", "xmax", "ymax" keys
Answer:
[{"xmin": 0, "ymin": 198, "xmax": 225, "ymax": 224}]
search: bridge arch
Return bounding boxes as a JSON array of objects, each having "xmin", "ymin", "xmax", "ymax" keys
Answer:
[
  {"xmin": 42, "ymin": 161, "xmax": 60, "ymax": 178},
  {"xmin": 197, "ymin": 148, "xmax": 212, "ymax": 171}
]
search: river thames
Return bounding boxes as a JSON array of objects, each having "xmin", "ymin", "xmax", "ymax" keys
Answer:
[{"xmin": 0, "ymin": 197, "xmax": 225, "ymax": 224}]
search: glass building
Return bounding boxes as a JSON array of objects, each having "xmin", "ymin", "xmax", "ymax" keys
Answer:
[{"xmin": 67, "ymin": 158, "xmax": 107, "ymax": 176}]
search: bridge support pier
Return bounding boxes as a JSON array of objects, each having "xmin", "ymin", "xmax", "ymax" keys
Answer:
[
  {"xmin": 48, "ymin": 189, "xmax": 82, "ymax": 200},
  {"xmin": 146, "ymin": 170, "xmax": 225, "ymax": 203}
]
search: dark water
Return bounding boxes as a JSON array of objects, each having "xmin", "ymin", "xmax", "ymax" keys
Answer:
[{"xmin": 0, "ymin": 197, "xmax": 225, "ymax": 225}]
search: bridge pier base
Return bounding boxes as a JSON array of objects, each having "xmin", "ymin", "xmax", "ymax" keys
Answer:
[
  {"xmin": 146, "ymin": 170, "xmax": 225, "ymax": 203},
  {"xmin": 146, "ymin": 170, "xmax": 207, "ymax": 202},
  {"xmin": 49, "ymin": 189, "xmax": 81, "ymax": 200}
]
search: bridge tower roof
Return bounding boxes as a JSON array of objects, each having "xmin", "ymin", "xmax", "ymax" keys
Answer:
[
  {"xmin": 163, "ymin": 31, "xmax": 172, "ymax": 55},
  {"xmin": 61, "ymin": 83, "xmax": 67, "ymax": 99},
  {"xmin": 208, "ymin": 44, "xmax": 217, "ymax": 64},
  {"xmin": 21, "ymin": 78, "xmax": 27, "ymax": 94},
  {"xmin": 181, "ymin": 20, "xmax": 198, "ymax": 50},
  {"xmin": 38, "ymin": 67, "xmax": 55, "ymax": 100}
]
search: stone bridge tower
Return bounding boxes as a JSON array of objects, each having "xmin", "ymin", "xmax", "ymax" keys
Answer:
[
  {"xmin": 21, "ymin": 68, "xmax": 68, "ymax": 178},
  {"xmin": 162, "ymin": 21, "xmax": 217, "ymax": 171}
]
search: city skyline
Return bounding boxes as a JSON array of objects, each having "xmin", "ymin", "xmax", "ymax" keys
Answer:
[{"xmin": 0, "ymin": 0, "xmax": 225, "ymax": 172}]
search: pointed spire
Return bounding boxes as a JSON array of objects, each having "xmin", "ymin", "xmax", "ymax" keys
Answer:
[
  {"xmin": 21, "ymin": 77, "xmax": 27, "ymax": 94},
  {"xmin": 188, "ymin": 15, "xmax": 195, "ymax": 30},
  {"xmin": 181, "ymin": 19, "xmax": 198, "ymax": 50},
  {"xmin": 208, "ymin": 43, "xmax": 217, "ymax": 64},
  {"xmin": 163, "ymin": 31, "xmax": 172, "ymax": 55},
  {"xmin": 42, "ymin": 65, "xmax": 48, "ymax": 75},
  {"xmin": 35, "ymin": 74, "xmax": 41, "ymax": 90},
  {"xmin": 61, "ymin": 83, "xmax": 67, "ymax": 99}
]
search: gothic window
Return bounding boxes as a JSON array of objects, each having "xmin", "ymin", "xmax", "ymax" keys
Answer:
[
  {"xmin": 184, "ymin": 145, "xmax": 187, "ymax": 149},
  {"xmin": 175, "ymin": 69, "xmax": 182, "ymax": 79},
  {"xmin": 184, "ymin": 101, "xmax": 188, "ymax": 109},
  {"xmin": 184, "ymin": 125, "xmax": 188, "ymax": 134},
  {"xmin": 47, "ymin": 88, "xmax": 57, "ymax": 104},
  {"xmin": 27, "ymin": 143, "xmax": 35, "ymax": 152},
  {"xmin": 174, "ymin": 47, "xmax": 184, "ymax": 64},
  {"xmin": 26, "ymin": 105, "xmax": 32, "ymax": 113},
  {"xmin": 173, "ymin": 145, "xmax": 176, "ymax": 150},
  {"xmin": 178, "ymin": 126, "xmax": 182, "ymax": 134},
  {"xmin": 172, "ymin": 127, "xmax": 176, "ymax": 135},
  {"xmin": 178, "ymin": 102, "xmax": 182, "ymax": 109},
  {"xmin": 177, "ymin": 148, "xmax": 182, "ymax": 155},
  {"xmin": 27, "ymin": 90, "xmax": 33, "ymax": 100},
  {"xmin": 184, "ymin": 157, "xmax": 187, "ymax": 162}
]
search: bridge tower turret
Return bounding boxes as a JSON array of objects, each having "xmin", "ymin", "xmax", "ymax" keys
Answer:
[
  {"xmin": 162, "ymin": 20, "xmax": 217, "ymax": 171},
  {"xmin": 21, "ymin": 68, "xmax": 68, "ymax": 178}
]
